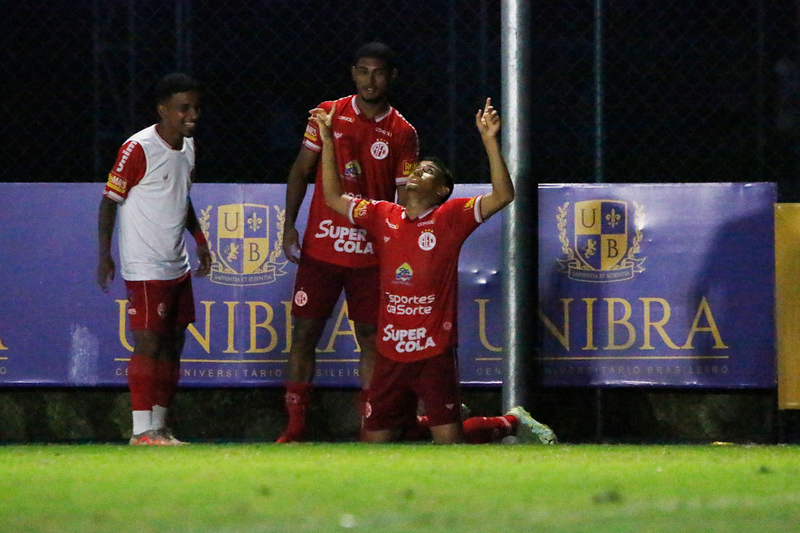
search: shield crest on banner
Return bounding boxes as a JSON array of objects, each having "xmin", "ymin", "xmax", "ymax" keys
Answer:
[
  {"xmin": 217, "ymin": 204, "xmax": 270, "ymax": 275},
  {"xmin": 574, "ymin": 200, "xmax": 628, "ymax": 271}
]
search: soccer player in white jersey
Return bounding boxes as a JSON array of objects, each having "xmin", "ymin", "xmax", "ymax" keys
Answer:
[
  {"xmin": 97, "ymin": 73, "xmax": 211, "ymax": 445},
  {"xmin": 278, "ymin": 43, "xmax": 419, "ymax": 442},
  {"xmin": 314, "ymin": 98, "xmax": 556, "ymax": 444}
]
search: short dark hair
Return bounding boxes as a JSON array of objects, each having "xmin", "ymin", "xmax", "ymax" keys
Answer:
[
  {"xmin": 422, "ymin": 156, "xmax": 454, "ymax": 204},
  {"xmin": 155, "ymin": 73, "xmax": 201, "ymax": 105},
  {"xmin": 353, "ymin": 42, "xmax": 398, "ymax": 70}
]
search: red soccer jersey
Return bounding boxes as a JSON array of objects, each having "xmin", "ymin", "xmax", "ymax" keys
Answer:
[
  {"xmin": 349, "ymin": 196, "xmax": 485, "ymax": 362},
  {"xmin": 301, "ymin": 95, "xmax": 418, "ymax": 268}
]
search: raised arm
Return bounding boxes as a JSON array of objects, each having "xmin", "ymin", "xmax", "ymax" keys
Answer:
[
  {"xmin": 309, "ymin": 103, "xmax": 352, "ymax": 218},
  {"xmin": 475, "ymin": 98, "xmax": 514, "ymax": 220}
]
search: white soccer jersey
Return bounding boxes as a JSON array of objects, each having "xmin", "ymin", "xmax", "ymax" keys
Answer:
[{"xmin": 103, "ymin": 125, "xmax": 195, "ymax": 281}]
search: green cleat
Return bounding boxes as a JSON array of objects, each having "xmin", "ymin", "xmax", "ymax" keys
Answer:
[{"xmin": 506, "ymin": 406, "xmax": 557, "ymax": 444}]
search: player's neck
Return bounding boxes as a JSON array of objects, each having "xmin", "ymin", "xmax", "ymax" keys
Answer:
[
  {"xmin": 354, "ymin": 95, "xmax": 390, "ymax": 120},
  {"xmin": 404, "ymin": 194, "xmax": 439, "ymax": 220},
  {"xmin": 156, "ymin": 124, "xmax": 184, "ymax": 150}
]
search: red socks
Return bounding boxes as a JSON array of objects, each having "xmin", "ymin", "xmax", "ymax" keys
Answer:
[
  {"xmin": 128, "ymin": 355, "xmax": 181, "ymax": 412},
  {"xmin": 462, "ymin": 415, "xmax": 518, "ymax": 444},
  {"xmin": 152, "ymin": 359, "xmax": 180, "ymax": 408},
  {"xmin": 278, "ymin": 381, "xmax": 313, "ymax": 442},
  {"xmin": 127, "ymin": 354, "xmax": 155, "ymax": 411}
]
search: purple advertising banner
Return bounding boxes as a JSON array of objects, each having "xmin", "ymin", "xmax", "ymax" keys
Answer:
[
  {"xmin": 0, "ymin": 183, "xmax": 504, "ymax": 388},
  {"xmin": 538, "ymin": 183, "xmax": 776, "ymax": 388}
]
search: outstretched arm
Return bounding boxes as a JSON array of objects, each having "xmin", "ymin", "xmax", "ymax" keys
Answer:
[
  {"xmin": 475, "ymin": 98, "xmax": 514, "ymax": 220},
  {"xmin": 310, "ymin": 103, "xmax": 352, "ymax": 218}
]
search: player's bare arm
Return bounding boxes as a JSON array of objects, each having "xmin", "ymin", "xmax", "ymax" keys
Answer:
[
  {"xmin": 97, "ymin": 196, "xmax": 118, "ymax": 292},
  {"xmin": 282, "ymin": 146, "xmax": 319, "ymax": 264},
  {"xmin": 475, "ymin": 98, "xmax": 514, "ymax": 220},
  {"xmin": 311, "ymin": 103, "xmax": 351, "ymax": 218},
  {"xmin": 186, "ymin": 199, "xmax": 211, "ymax": 278}
]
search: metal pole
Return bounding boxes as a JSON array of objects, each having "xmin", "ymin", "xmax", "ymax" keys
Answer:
[
  {"xmin": 593, "ymin": 0, "xmax": 604, "ymax": 183},
  {"xmin": 501, "ymin": 0, "xmax": 533, "ymax": 413},
  {"xmin": 92, "ymin": 0, "xmax": 101, "ymax": 179},
  {"xmin": 448, "ymin": 0, "xmax": 458, "ymax": 174}
]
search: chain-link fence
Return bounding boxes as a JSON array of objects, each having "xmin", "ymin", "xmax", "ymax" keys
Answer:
[{"xmin": 3, "ymin": 1, "xmax": 799, "ymax": 195}]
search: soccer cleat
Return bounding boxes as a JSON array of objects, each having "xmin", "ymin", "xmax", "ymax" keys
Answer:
[
  {"xmin": 129, "ymin": 429, "xmax": 171, "ymax": 446},
  {"xmin": 157, "ymin": 428, "xmax": 187, "ymax": 446},
  {"xmin": 276, "ymin": 430, "xmax": 304, "ymax": 444},
  {"xmin": 506, "ymin": 406, "xmax": 557, "ymax": 444}
]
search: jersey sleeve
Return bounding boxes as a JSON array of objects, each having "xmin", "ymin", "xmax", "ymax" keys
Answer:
[
  {"xmin": 348, "ymin": 198, "xmax": 391, "ymax": 232},
  {"xmin": 442, "ymin": 195, "xmax": 485, "ymax": 239},
  {"xmin": 103, "ymin": 140, "xmax": 146, "ymax": 203},
  {"xmin": 394, "ymin": 124, "xmax": 419, "ymax": 188},
  {"xmin": 301, "ymin": 100, "xmax": 335, "ymax": 153}
]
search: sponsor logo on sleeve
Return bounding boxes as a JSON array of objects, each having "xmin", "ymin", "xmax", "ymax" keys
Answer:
[
  {"xmin": 303, "ymin": 124, "xmax": 318, "ymax": 143},
  {"xmin": 106, "ymin": 173, "xmax": 127, "ymax": 194},
  {"xmin": 353, "ymin": 199, "xmax": 370, "ymax": 219},
  {"xmin": 114, "ymin": 141, "xmax": 138, "ymax": 173}
]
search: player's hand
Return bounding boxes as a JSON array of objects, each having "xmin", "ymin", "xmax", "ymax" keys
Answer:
[
  {"xmin": 309, "ymin": 102, "xmax": 336, "ymax": 143},
  {"xmin": 476, "ymin": 97, "xmax": 501, "ymax": 139},
  {"xmin": 97, "ymin": 255, "xmax": 115, "ymax": 292},
  {"xmin": 282, "ymin": 225, "xmax": 301, "ymax": 264},
  {"xmin": 194, "ymin": 242, "xmax": 211, "ymax": 278}
]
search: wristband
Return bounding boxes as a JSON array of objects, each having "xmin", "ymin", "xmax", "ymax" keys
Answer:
[{"xmin": 192, "ymin": 230, "xmax": 207, "ymax": 246}]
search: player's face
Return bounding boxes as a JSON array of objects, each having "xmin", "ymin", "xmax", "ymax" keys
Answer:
[
  {"xmin": 407, "ymin": 161, "xmax": 448, "ymax": 199},
  {"xmin": 157, "ymin": 91, "xmax": 201, "ymax": 141},
  {"xmin": 351, "ymin": 57, "xmax": 395, "ymax": 105}
]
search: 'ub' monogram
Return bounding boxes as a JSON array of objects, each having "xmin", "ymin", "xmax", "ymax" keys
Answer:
[{"xmin": 574, "ymin": 200, "xmax": 628, "ymax": 272}]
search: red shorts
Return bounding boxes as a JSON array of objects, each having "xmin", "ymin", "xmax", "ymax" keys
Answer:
[
  {"xmin": 291, "ymin": 254, "xmax": 379, "ymax": 325},
  {"xmin": 124, "ymin": 272, "xmax": 196, "ymax": 333},
  {"xmin": 364, "ymin": 349, "xmax": 462, "ymax": 432}
]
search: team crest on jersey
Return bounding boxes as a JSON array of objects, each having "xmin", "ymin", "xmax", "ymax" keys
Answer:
[
  {"xmin": 370, "ymin": 140, "xmax": 389, "ymax": 160},
  {"xmin": 395, "ymin": 263, "xmax": 413, "ymax": 282},
  {"xmin": 198, "ymin": 203, "xmax": 288, "ymax": 286},
  {"xmin": 418, "ymin": 230, "xmax": 436, "ymax": 251},
  {"xmin": 343, "ymin": 160, "xmax": 362, "ymax": 181},
  {"xmin": 555, "ymin": 199, "xmax": 646, "ymax": 282}
]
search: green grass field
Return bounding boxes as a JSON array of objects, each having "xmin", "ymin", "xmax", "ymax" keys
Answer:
[{"xmin": 1, "ymin": 443, "xmax": 799, "ymax": 533}]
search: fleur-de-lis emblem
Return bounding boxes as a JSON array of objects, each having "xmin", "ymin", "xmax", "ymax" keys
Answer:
[
  {"xmin": 605, "ymin": 208, "xmax": 621, "ymax": 228},
  {"xmin": 225, "ymin": 243, "xmax": 240, "ymax": 261},
  {"xmin": 581, "ymin": 238, "xmax": 597, "ymax": 257},
  {"xmin": 248, "ymin": 212, "xmax": 263, "ymax": 232}
]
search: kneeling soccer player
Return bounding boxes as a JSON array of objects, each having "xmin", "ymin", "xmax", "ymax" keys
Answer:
[{"xmin": 315, "ymin": 97, "xmax": 555, "ymax": 444}]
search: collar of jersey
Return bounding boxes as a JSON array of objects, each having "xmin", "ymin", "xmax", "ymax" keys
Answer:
[
  {"xmin": 351, "ymin": 96, "xmax": 392, "ymax": 123},
  {"xmin": 401, "ymin": 205, "xmax": 436, "ymax": 222}
]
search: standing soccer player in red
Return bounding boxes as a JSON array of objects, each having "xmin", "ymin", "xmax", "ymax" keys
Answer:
[
  {"xmin": 315, "ymin": 98, "xmax": 555, "ymax": 444},
  {"xmin": 97, "ymin": 73, "xmax": 211, "ymax": 445},
  {"xmin": 279, "ymin": 43, "xmax": 419, "ymax": 442}
]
